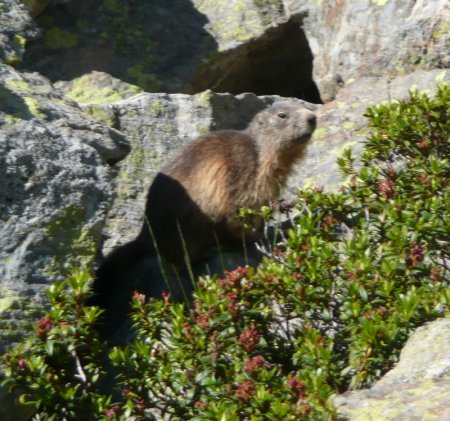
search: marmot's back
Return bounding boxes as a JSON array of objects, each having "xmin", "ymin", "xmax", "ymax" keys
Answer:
[{"xmin": 163, "ymin": 130, "xmax": 259, "ymax": 223}]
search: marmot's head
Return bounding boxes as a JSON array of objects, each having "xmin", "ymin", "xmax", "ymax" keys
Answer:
[{"xmin": 247, "ymin": 103, "xmax": 317, "ymax": 152}]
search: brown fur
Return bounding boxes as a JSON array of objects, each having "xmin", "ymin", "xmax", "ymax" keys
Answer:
[{"xmin": 92, "ymin": 103, "xmax": 316, "ymax": 309}]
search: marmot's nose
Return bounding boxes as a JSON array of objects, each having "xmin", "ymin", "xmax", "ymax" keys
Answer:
[{"xmin": 307, "ymin": 113, "xmax": 317, "ymax": 130}]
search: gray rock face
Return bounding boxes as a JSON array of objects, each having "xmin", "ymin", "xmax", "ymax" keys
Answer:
[
  {"xmin": 0, "ymin": 0, "xmax": 39, "ymax": 64},
  {"xmin": 334, "ymin": 318, "xmax": 450, "ymax": 420},
  {"xmin": 16, "ymin": 0, "xmax": 449, "ymax": 103},
  {"xmin": 299, "ymin": 69, "xmax": 450, "ymax": 190},
  {"xmin": 292, "ymin": 0, "xmax": 450, "ymax": 101},
  {"xmin": 0, "ymin": 63, "xmax": 129, "ymax": 352}
]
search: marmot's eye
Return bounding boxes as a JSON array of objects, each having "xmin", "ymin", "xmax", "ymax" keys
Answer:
[{"xmin": 278, "ymin": 112, "xmax": 288, "ymax": 119}]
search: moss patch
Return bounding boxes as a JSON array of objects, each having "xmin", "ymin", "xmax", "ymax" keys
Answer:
[
  {"xmin": 5, "ymin": 78, "xmax": 33, "ymax": 94},
  {"xmin": 432, "ymin": 21, "xmax": 450, "ymax": 40},
  {"xmin": 23, "ymin": 97, "xmax": 46, "ymax": 119},
  {"xmin": 65, "ymin": 74, "xmax": 142, "ymax": 105},
  {"xmin": 84, "ymin": 105, "xmax": 115, "ymax": 126}
]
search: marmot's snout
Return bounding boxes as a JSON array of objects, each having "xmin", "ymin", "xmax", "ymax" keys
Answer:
[{"xmin": 307, "ymin": 113, "xmax": 317, "ymax": 132}]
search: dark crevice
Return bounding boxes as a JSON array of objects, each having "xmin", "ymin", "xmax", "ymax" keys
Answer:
[
  {"xmin": 20, "ymin": 3, "xmax": 322, "ymax": 103},
  {"xmin": 184, "ymin": 15, "xmax": 323, "ymax": 103}
]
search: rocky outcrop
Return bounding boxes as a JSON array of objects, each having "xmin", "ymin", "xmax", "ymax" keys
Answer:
[
  {"xmin": 0, "ymin": 63, "xmax": 129, "ymax": 352},
  {"xmin": 14, "ymin": 0, "xmax": 449, "ymax": 102},
  {"xmin": 0, "ymin": 0, "xmax": 448, "ymax": 418},
  {"xmin": 296, "ymin": 0, "xmax": 450, "ymax": 101},
  {"xmin": 334, "ymin": 318, "xmax": 450, "ymax": 420}
]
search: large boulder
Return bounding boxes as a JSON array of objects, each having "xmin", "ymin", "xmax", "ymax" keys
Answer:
[
  {"xmin": 295, "ymin": 0, "xmax": 450, "ymax": 101},
  {"xmin": 0, "ymin": 63, "xmax": 129, "ymax": 353},
  {"xmin": 15, "ymin": 0, "xmax": 449, "ymax": 103},
  {"xmin": 334, "ymin": 318, "xmax": 450, "ymax": 420}
]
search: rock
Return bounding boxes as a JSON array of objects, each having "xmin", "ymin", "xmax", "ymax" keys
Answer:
[
  {"xmin": 295, "ymin": 0, "xmax": 450, "ymax": 101},
  {"xmin": 55, "ymin": 70, "xmax": 143, "ymax": 105},
  {"xmin": 16, "ymin": 0, "xmax": 449, "ymax": 103},
  {"xmin": 334, "ymin": 318, "xmax": 450, "ymax": 420},
  {"xmin": 0, "ymin": 63, "xmax": 130, "ymax": 353},
  {"xmin": 297, "ymin": 69, "xmax": 450, "ymax": 190},
  {"xmin": 19, "ymin": 0, "xmax": 217, "ymax": 93},
  {"xmin": 16, "ymin": 0, "xmax": 319, "ymax": 100},
  {"xmin": 0, "ymin": 0, "xmax": 39, "ymax": 64}
]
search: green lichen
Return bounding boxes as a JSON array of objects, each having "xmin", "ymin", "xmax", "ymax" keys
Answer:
[
  {"xmin": 64, "ymin": 74, "xmax": 142, "ymax": 105},
  {"xmin": 148, "ymin": 101, "xmax": 163, "ymax": 115},
  {"xmin": 2, "ymin": 35, "xmax": 27, "ymax": 64},
  {"xmin": 4, "ymin": 114, "xmax": 21, "ymax": 125},
  {"xmin": 312, "ymin": 127, "xmax": 328, "ymax": 139},
  {"xmin": 196, "ymin": 125, "xmax": 210, "ymax": 135},
  {"xmin": 341, "ymin": 379, "xmax": 450, "ymax": 420},
  {"xmin": 44, "ymin": 27, "xmax": 78, "ymax": 50},
  {"xmin": 68, "ymin": 85, "xmax": 124, "ymax": 105},
  {"xmin": 84, "ymin": 105, "xmax": 115, "ymax": 126},
  {"xmin": 123, "ymin": 144, "xmax": 162, "ymax": 177},
  {"xmin": 23, "ymin": 97, "xmax": 46, "ymax": 119},
  {"xmin": 195, "ymin": 90, "xmax": 212, "ymax": 106},
  {"xmin": 13, "ymin": 34, "xmax": 27, "ymax": 49},
  {"xmin": 0, "ymin": 296, "xmax": 19, "ymax": 314},
  {"xmin": 432, "ymin": 21, "xmax": 450, "ymax": 40},
  {"xmin": 1, "ymin": 80, "xmax": 46, "ymax": 120},
  {"xmin": 113, "ymin": 140, "xmax": 163, "ymax": 203},
  {"xmin": 42, "ymin": 205, "xmax": 101, "ymax": 275},
  {"xmin": 195, "ymin": 0, "xmax": 264, "ymax": 46},
  {"xmin": 345, "ymin": 78, "xmax": 356, "ymax": 86},
  {"xmin": 435, "ymin": 70, "xmax": 447, "ymax": 83},
  {"xmin": 343, "ymin": 121, "xmax": 355, "ymax": 130},
  {"xmin": 5, "ymin": 77, "xmax": 32, "ymax": 94}
]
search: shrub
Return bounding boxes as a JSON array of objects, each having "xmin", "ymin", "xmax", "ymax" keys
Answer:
[
  {"xmin": 2, "ymin": 270, "xmax": 110, "ymax": 420},
  {"xmin": 2, "ymin": 85, "xmax": 449, "ymax": 420}
]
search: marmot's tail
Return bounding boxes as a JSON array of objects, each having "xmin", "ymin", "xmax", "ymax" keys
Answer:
[{"xmin": 87, "ymin": 239, "xmax": 152, "ymax": 309}]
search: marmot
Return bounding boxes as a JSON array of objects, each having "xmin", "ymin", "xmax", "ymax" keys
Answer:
[{"xmin": 92, "ymin": 102, "xmax": 316, "ymax": 308}]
